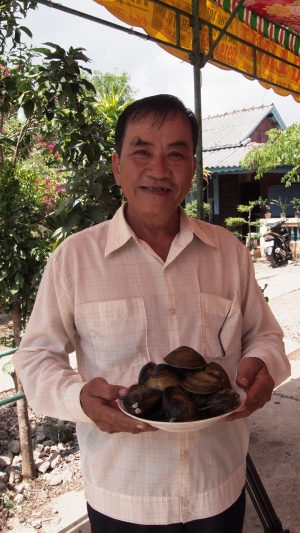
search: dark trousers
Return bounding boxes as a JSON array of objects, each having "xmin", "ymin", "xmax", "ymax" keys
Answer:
[{"xmin": 87, "ymin": 487, "xmax": 245, "ymax": 533}]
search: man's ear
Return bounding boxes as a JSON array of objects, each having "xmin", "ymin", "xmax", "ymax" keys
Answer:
[{"xmin": 112, "ymin": 152, "xmax": 121, "ymax": 185}]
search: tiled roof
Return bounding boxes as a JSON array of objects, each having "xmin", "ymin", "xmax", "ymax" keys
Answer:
[
  {"xmin": 203, "ymin": 145, "xmax": 260, "ymax": 174},
  {"xmin": 202, "ymin": 104, "xmax": 285, "ymax": 172},
  {"xmin": 202, "ymin": 104, "xmax": 285, "ymax": 150}
]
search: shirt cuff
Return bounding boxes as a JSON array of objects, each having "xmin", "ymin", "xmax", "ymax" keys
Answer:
[{"xmin": 64, "ymin": 381, "xmax": 93, "ymax": 423}]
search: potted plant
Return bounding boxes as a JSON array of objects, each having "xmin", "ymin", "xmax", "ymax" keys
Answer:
[
  {"xmin": 257, "ymin": 197, "xmax": 271, "ymax": 218},
  {"xmin": 270, "ymin": 196, "xmax": 291, "ymax": 219},
  {"xmin": 290, "ymin": 197, "xmax": 300, "ymax": 218}
]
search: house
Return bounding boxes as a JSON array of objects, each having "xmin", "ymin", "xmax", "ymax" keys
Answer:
[{"xmin": 201, "ymin": 104, "xmax": 300, "ymax": 228}]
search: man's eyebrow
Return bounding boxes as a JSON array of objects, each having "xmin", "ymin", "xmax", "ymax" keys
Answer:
[
  {"xmin": 168, "ymin": 141, "xmax": 189, "ymax": 149},
  {"xmin": 129, "ymin": 137, "xmax": 152, "ymax": 147},
  {"xmin": 129, "ymin": 138, "xmax": 189, "ymax": 149}
]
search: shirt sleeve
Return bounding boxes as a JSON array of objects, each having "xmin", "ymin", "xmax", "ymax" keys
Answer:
[
  {"xmin": 239, "ymin": 245, "xmax": 291, "ymax": 387},
  {"xmin": 12, "ymin": 251, "xmax": 91, "ymax": 424}
]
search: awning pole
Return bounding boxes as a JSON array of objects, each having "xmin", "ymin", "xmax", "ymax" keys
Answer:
[{"xmin": 191, "ymin": 0, "xmax": 203, "ymax": 220}]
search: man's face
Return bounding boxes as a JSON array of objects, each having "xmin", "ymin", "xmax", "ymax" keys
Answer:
[{"xmin": 112, "ymin": 113, "xmax": 197, "ymax": 223}]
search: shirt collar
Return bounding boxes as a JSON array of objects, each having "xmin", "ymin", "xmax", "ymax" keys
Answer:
[{"xmin": 105, "ymin": 203, "xmax": 216, "ymax": 257}]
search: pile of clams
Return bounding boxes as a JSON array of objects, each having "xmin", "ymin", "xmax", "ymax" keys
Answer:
[{"xmin": 123, "ymin": 346, "xmax": 240, "ymax": 423}]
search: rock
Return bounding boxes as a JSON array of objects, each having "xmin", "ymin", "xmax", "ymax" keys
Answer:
[
  {"xmin": 0, "ymin": 451, "xmax": 13, "ymax": 466},
  {"xmin": 49, "ymin": 451, "xmax": 61, "ymax": 469},
  {"xmin": 0, "ymin": 482, "xmax": 7, "ymax": 491},
  {"xmin": 30, "ymin": 519, "xmax": 42, "ymax": 528},
  {"xmin": 37, "ymin": 460, "xmax": 50, "ymax": 474},
  {"xmin": 13, "ymin": 493, "xmax": 24, "ymax": 503},
  {"xmin": 35, "ymin": 431, "xmax": 46, "ymax": 444},
  {"xmin": 43, "ymin": 440, "xmax": 55, "ymax": 447},
  {"xmin": 0, "ymin": 430, "xmax": 9, "ymax": 439},
  {"xmin": 29, "ymin": 420, "xmax": 37, "ymax": 434},
  {"xmin": 14, "ymin": 483, "xmax": 26, "ymax": 494},
  {"xmin": 0, "ymin": 472, "xmax": 8, "ymax": 484},
  {"xmin": 8, "ymin": 439, "xmax": 20, "ymax": 454},
  {"xmin": 33, "ymin": 449, "xmax": 42, "ymax": 460},
  {"xmin": 8, "ymin": 468, "xmax": 22, "ymax": 485},
  {"xmin": 49, "ymin": 474, "xmax": 63, "ymax": 486}
]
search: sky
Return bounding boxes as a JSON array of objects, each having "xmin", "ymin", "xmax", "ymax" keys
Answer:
[{"xmin": 21, "ymin": 0, "xmax": 300, "ymax": 127}]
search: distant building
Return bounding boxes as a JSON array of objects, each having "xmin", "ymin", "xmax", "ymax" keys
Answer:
[{"xmin": 199, "ymin": 104, "xmax": 300, "ymax": 228}]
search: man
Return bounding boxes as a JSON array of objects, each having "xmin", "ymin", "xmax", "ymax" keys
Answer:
[{"xmin": 13, "ymin": 95, "xmax": 290, "ymax": 533}]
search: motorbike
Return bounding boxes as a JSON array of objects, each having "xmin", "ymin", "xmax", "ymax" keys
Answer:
[{"xmin": 263, "ymin": 219, "xmax": 292, "ymax": 268}]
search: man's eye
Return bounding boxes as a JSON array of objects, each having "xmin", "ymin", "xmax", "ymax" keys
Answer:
[
  {"xmin": 134, "ymin": 149, "xmax": 149, "ymax": 155},
  {"xmin": 169, "ymin": 152, "xmax": 184, "ymax": 158}
]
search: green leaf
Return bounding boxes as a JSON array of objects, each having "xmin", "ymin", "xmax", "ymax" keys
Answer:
[
  {"xmin": 55, "ymin": 198, "xmax": 73, "ymax": 215},
  {"xmin": 19, "ymin": 26, "xmax": 33, "ymax": 38},
  {"xmin": 32, "ymin": 47, "xmax": 52, "ymax": 55},
  {"xmin": 62, "ymin": 212, "xmax": 79, "ymax": 233},
  {"xmin": 90, "ymin": 183, "xmax": 102, "ymax": 201},
  {"xmin": 16, "ymin": 80, "xmax": 32, "ymax": 93},
  {"xmin": 23, "ymin": 99, "xmax": 35, "ymax": 119},
  {"xmin": 2, "ymin": 361, "xmax": 13, "ymax": 374}
]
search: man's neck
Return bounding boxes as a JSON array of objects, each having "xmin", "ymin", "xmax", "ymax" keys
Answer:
[{"xmin": 124, "ymin": 205, "xmax": 180, "ymax": 261}]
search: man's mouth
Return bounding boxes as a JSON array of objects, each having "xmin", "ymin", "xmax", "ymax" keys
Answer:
[{"xmin": 141, "ymin": 186, "xmax": 170, "ymax": 192}]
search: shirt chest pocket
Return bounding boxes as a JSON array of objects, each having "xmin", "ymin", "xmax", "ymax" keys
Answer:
[
  {"xmin": 78, "ymin": 298, "xmax": 149, "ymax": 372},
  {"xmin": 199, "ymin": 292, "xmax": 242, "ymax": 359}
]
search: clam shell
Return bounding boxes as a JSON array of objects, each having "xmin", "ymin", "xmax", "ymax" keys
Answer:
[
  {"xmin": 198, "ymin": 389, "xmax": 240, "ymax": 418},
  {"xmin": 163, "ymin": 346, "xmax": 206, "ymax": 370},
  {"xmin": 144, "ymin": 363, "xmax": 182, "ymax": 391},
  {"xmin": 138, "ymin": 362, "xmax": 156, "ymax": 385},
  {"xmin": 205, "ymin": 362, "xmax": 232, "ymax": 390},
  {"xmin": 123, "ymin": 387, "xmax": 163, "ymax": 417},
  {"xmin": 163, "ymin": 386, "xmax": 199, "ymax": 422},
  {"xmin": 181, "ymin": 369, "xmax": 222, "ymax": 394}
]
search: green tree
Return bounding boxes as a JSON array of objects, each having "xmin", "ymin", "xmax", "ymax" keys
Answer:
[
  {"xmin": 225, "ymin": 198, "xmax": 266, "ymax": 250},
  {"xmin": 241, "ymin": 124, "xmax": 300, "ymax": 186},
  {"xmin": 91, "ymin": 69, "xmax": 138, "ymax": 105}
]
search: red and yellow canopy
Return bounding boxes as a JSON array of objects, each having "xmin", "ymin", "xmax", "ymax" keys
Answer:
[{"xmin": 94, "ymin": 0, "xmax": 300, "ymax": 102}]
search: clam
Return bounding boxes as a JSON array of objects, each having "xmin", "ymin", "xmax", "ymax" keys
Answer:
[
  {"xmin": 181, "ymin": 368, "xmax": 222, "ymax": 395},
  {"xmin": 144, "ymin": 363, "xmax": 182, "ymax": 391},
  {"xmin": 123, "ymin": 387, "xmax": 163, "ymax": 418},
  {"xmin": 205, "ymin": 362, "xmax": 232, "ymax": 390},
  {"xmin": 198, "ymin": 389, "xmax": 240, "ymax": 418},
  {"xmin": 163, "ymin": 386, "xmax": 199, "ymax": 422},
  {"xmin": 163, "ymin": 346, "xmax": 206, "ymax": 370},
  {"xmin": 138, "ymin": 361, "xmax": 156, "ymax": 385}
]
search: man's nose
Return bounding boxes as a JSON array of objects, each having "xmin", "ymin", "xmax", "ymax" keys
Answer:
[{"xmin": 148, "ymin": 154, "xmax": 170, "ymax": 177}]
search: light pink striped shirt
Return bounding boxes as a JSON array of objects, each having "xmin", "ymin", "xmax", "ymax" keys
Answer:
[{"xmin": 13, "ymin": 204, "xmax": 290, "ymax": 524}]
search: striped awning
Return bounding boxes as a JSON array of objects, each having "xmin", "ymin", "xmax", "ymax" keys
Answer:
[{"xmin": 217, "ymin": 0, "xmax": 300, "ymax": 58}]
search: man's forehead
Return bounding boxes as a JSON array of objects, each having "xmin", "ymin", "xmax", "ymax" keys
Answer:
[{"xmin": 124, "ymin": 112, "xmax": 192, "ymax": 139}]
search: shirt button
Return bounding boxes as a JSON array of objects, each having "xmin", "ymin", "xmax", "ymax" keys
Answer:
[
  {"xmin": 169, "ymin": 308, "xmax": 176, "ymax": 315},
  {"xmin": 183, "ymin": 500, "xmax": 190, "ymax": 507},
  {"xmin": 181, "ymin": 450, "xmax": 189, "ymax": 458}
]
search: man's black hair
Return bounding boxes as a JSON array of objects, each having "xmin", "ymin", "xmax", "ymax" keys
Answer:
[{"xmin": 114, "ymin": 94, "xmax": 199, "ymax": 155}]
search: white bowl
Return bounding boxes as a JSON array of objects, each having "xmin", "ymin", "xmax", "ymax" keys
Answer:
[{"xmin": 118, "ymin": 383, "xmax": 247, "ymax": 432}]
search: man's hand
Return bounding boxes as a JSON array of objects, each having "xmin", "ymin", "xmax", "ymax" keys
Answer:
[
  {"xmin": 80, "ymin": 377, "xmax": 158, "ymax": 434},
  {"xmin": 225, "ymin": 357, "xmax": 275, "ymax": 421}
]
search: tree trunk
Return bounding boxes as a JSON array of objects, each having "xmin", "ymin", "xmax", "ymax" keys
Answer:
[
  {"xmin": 15, "ymin": 375, "xmax": 36, "ymax": 482},
  {"xmin": 11, "ymin": 303, "xmax": 36, "ymax": 481},
  {"xmin": 11, "ymin": 302, "xmax": 22, "ymax": 347}
]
